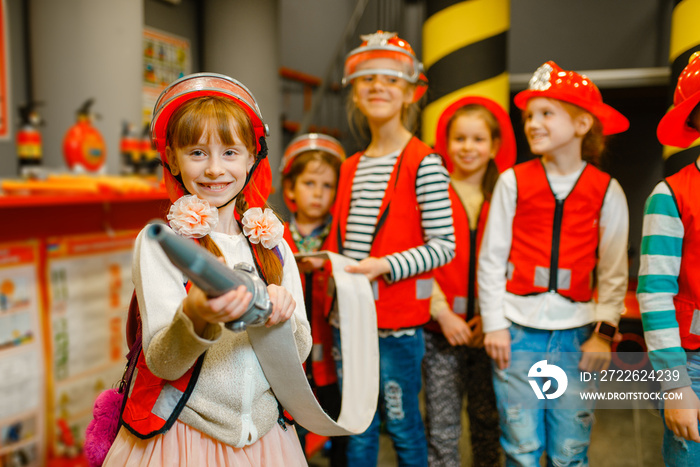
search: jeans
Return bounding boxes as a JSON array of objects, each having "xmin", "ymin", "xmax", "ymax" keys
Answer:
[
  {"xmin": 661, "ymin": 352, "xmax": 700, "ymax": 466},
  {"xmin": 492, "ymin": 323, "xmax": 595, "ymax": 467},
  {"xmin": 333, "ymin": 327, "xmax": 428, "ymax": 467}
]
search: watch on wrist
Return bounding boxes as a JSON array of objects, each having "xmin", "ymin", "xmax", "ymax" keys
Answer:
[{"xmin": 594, "ymin": 321, "xmax": 617, "ymax": 342}]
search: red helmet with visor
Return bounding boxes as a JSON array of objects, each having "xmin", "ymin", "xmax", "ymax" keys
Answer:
[
  {"xmin": 150, "ymin": 73, "xmax": 272, "ymax": 207},
  {"xmin": 343, "ymin": 30, "xmax": 427, "ymax": 102},
  {"xmin": 280, "ymin": 133, "xmax": 345, "ymax": 174}
]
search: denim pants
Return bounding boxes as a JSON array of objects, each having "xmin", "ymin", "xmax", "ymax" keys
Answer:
[
  {"xmin": 661, "ymin": 352, "xmax": 700, "ymax": 466},
  {"xmin": 492, "ymin": 323, "xmax": 595, "ymax": 467},
  {"xmin": 333, "ymin": 327, "xmax": 428, "ymax": 467}
]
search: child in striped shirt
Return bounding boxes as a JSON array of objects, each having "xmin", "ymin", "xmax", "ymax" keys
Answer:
[
  {"xmin": 326, "ymin": 31, "xmax": 455, "ymax": 467},
  {"xmin": 639, "ymin": 53, "xmax": 700, "ymax": 465}
]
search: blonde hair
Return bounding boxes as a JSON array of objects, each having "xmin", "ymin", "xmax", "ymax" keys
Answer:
[
  {"xmin": 446, "ymin": 104, "xmax": 501, "ymax": 201},
  {"xmin": 166, "ymin": 96, "xmax": 283, "ymax": 285}
]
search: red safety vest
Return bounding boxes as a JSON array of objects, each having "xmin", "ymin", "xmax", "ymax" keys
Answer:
[
  {"xmin": 283, "ymin": 225, "xmax": 338, "ymax": 387},
  {"xmin": 120, "ymin": 282, "xmax": 205, "ymax": 439},
  {"xmin": 506, "ymin": 159, "xmax": 610, "ymax": 302},
  {"xmin": 665, "ymin": 162, "xmax": 700, "ymax": 350},
  {"xmin": 425, "ymin": 185, "xmax": 489, "ymax": 333},
  {"xmin": 327, "ymin": 137, "xmax": 437, "ymax": 330}
]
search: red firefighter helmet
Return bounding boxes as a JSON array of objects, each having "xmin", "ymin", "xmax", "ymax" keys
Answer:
[
  {"xmin": 343, "ymin": 30, "xmax": 428, "ymax": 102},
  {"xmin": 514, "ymin": 61, "xmax": 629, "ymax": 135},
  {"xmin": 150, "ymin": 73, "xmax": 271, "ymax": 206},
  {"xmin": 657, "ymin": 52, "xmax": 700, "ymax": 147},
  {"xmin": 280, "ymin": 133, "xmax": 345, "ymax": 174},
  {"xmin": 434, "ymin": 95, "xmax": 516, "ymax": 174}
]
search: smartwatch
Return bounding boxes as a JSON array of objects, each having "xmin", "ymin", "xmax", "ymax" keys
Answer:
[{"xmin": 594, "ymin": 321, "xmax": 617, "ymax": 342}]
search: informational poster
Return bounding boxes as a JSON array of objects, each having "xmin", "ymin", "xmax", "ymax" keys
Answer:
[
  {"xmin": 0, "ymin": 0, "xmax": 10, "ymax": 140},
  {"xmin": 45, "ymin": 232, "xmax": 137, "ymax": 460},
  {"xmin": 142, "ymin": 27, "xmax": 191, "ymax": 126},
  {"xmin": 0, "ymin": 241, "xmax": 44, "ymax": 467}
]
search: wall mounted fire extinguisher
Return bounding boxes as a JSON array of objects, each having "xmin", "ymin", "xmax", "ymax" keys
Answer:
[
  {"xmin": 16, "ymin": 103, "xmax": 43, "ymax": 176},
  {"xmin": 63, "ymin": 99, "xmax": 106, "ymax": 173}
]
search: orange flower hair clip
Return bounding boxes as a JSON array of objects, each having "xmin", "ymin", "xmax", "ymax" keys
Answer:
[
  {"xmin": 167, "ymin": 195, "xmax": 219, "ymax": 238},
  {"xmin": 241, "ymin": 208, "xmax": 284, "ymax": 249}
]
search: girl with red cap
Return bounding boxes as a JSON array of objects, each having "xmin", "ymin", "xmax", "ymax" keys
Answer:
[
  {"xmin": 280, "ymin": 133, "xmax": 347, "ymax": 464},
  {"xmin": 103, "ymin": 73, "xmax": 311, "ymax": 466},
  {"xmin": 423, "ymin": 96, "xmax": 516, "ymax": 467},
  {"xmin": 326, "ymin": 31, "xmax": 456, "ymax": 466},
  {"xmin": 639, "ymin": 52, "xmax": 700, "ymax": 465},
  {"xmin": 478, "ymin": 61, "xmax": 630, "ymax": 466}
]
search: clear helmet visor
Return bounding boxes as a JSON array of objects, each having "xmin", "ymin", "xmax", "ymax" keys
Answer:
[{"xmin": 343, "ymin": 47, "xmax": 422, "ymax": 86}]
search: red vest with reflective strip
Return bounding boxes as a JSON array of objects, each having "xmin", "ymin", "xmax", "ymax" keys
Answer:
[
  {"xmin": 283, "ymin": 225, "xmax": 338, "ymax": 387},
  {"xmin": 665, "ymin": 162, "xmax": 700, "ymax": 350},
  {"xmin": 120, "ymin": 282, "xmax": 206, "ymax": 439},
  {"xmin": 506, "ymin": 159, "xmax": 610, "ymax": 302},
  {"xmin": 425, "ymin": 186, "xmax": 489, "ymax": 333},
  {"xmin": 327, "ymin": 137, "xmax": 436, "ymax": 330}
]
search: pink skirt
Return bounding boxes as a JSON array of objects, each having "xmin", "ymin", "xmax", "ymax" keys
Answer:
[{"xmin": 103, "ymin": 421, "xmax": 308, "ymax": 466}]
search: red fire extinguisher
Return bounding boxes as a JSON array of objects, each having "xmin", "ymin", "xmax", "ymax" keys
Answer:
[
  {"xmin": 63, "ymin": 99, "xmax": 107, "ymax": 173},
  {"xmin": 16, "ymin": 103, "xmax": 43, "ymax": 176}
]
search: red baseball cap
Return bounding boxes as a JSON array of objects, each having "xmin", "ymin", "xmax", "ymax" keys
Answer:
[
  {"xmin": 657, "ymin": 53, "xmax": 700, "ymax": 148},
  {"xmin": 514, "ymin": 61, "xmax": 629, "ymax": 135},
  {"xmin": 434, "ymin": 96, "xmax": 516, "ymax": 174}
]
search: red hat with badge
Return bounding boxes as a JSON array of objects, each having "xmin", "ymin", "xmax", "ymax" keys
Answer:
[
  {"xmin": 343, "ymin": 30, "xmax": 428, "ymax": 102},
  {"xmin": 657, "ymin": 52, "xmax": 700, "ymax": 148},
  {"xmin": 514, "ymin": 61, "xmax": 629, "ymax": 135},
  {"xmin": 434, "ymin": 95, "xmax": 516, "ymax": 174},
  {"xmin": 150, "ymin": 73, "xmax": 271, "ymax": 207}
]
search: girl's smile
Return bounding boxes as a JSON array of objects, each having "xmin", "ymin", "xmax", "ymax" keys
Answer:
[
  {"xmin": 167, "ymin": 122, "xmax": 254, "ymax": 210},
  {"xmin": 447, "ymin": 114, "xmax": 496, "ymax": 180}
]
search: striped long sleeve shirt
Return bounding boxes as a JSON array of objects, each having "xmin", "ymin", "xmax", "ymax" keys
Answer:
[
  {"xmin": 637, "ymin": 181, "xmax": 691, "ymax": 391},
  {"xmin": 343, "ymin": 150, "xmax": 456, "ymax": 282}
]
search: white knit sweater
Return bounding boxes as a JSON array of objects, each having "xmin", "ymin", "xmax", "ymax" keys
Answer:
[{"xmin": 133, "ymin": 224, "xmax": 311, "ymax": 447}]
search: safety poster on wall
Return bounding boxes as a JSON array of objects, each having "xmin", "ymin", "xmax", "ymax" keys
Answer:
[
  {"xmin": 0, "ymin": 241, "xmax": 45, "ymax": 467},
  {"xmin": 142, "ymin": 27, "xmax": 191, "ymax": 126},
  {"xmin": 45, "ymin": 232, "xmax": 137, "ymax": 460}
]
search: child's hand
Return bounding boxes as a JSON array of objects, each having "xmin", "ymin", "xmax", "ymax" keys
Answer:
[
  {"xmin": 436, "ymin": 310, "xmax": 473, "ymax": 346},
  {"xmin": 344, "ymin": 256, "xmax": 391, "ymax": 281},
  {"xmin": 578, "ymin": 334, "xmax": 612, "ymax": 372},
  {"xmin": 265, "ymin": 284, "xmax": 296, "ymax": 327},
  {"xmin": 297, "ymin": 256, "xmax": 326, "ymax": 273},
  {"xmin": 664, "ymin": 386, "xmax": 700, "ymax": 442},
  {"xmin": 466, "ymin": 316, "xmax": 485, "ymax": 348},
  {"xmin": 484, "ymin": 329, "xmax": 511, "ymax": 370},
  {"xmin": 183, "ymin": 284, "xmax": 253, "ymax": 335}
]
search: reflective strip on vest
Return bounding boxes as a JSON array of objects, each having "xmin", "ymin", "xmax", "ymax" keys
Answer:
[
  {"xmin": 152, "ymin": 383, "xmax": 185, "ymax": 420},
  {"xmin": 506, "ymin": 159, "xmax": 609, "ymax": 302},
  {"xmin": 329, "ymin": 137, "xmax": 439, "ymax": 329}
]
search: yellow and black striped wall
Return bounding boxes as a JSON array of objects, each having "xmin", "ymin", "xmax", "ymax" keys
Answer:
[
  {"xmin": 664, "ymin": 0, "xmax": 700, "ymax": 176},
  {"xmin": 421, "ymin": 0, "xmax": 510, "ymax": 147}
]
